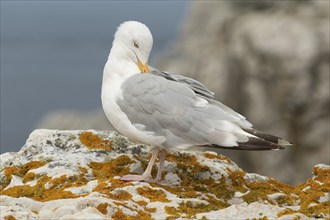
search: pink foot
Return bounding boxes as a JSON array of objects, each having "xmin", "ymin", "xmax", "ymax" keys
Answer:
[{"xmin": 120, "ymin": 174, "xmax": 161, "ymax": 184}]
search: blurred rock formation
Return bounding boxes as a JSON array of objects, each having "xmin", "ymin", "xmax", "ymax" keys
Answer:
[
  {"xmin": 36, "ymin": 110, "xmax": 114, "ymax": 131},
  {"xmin": 155, "ymin": 1, "xmax": 329, "ymax": 184},
  {"xmin": 36, "ymin": 1, "xmax": 329, "ymax": 184}
]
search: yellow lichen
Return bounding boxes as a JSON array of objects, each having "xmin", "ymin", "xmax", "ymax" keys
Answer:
[
  {"xmin": 275, "ymin": 195, "xmax": 293, "ymax": 206},
  {"xmin": 109, "ymin": 189, "xmax": 133, "ymax": 201},
  {"xmin": 4, "ymin": 215, "xmax": 16, "ymax": 220},
  {"xmin": 277, "ymin": 209, "xmax": 297, "ymax": 218},
  {"xmin": 111, "ymin": 208, "xmax": 154, "ymax": 220},
  {"xmin": 79, "ymin": 131, "xmax": 112, "ymax": 151},
  {"xmin": 164, "ymin": 206, "xmax": 180, "ymax": 216},
  {"xmin": 178, "ymin": 201, "xmax": 215, "ymax": 218},
  {"xmin": 1, "ymin": 161, "xmax": 89, "ymax": 202},
  {"xmin": 146, "ymin": 207, "xmax": 157, "ymax": 213},
  {"xmin": 136, "ymin": 210, "xmax": 154, "ymax": 220},
  {"xmin": 166, "ymin": 153, "xmax": 213, "ymax": 192},
  {"xmin": 166, "ymin": 200, "xmax": 223, "ymax": 218},
  {"xmin": 78, "ymin": 166, "xmax": 88, "ymax": 173},
  {"xmin": 136, "ymin": 186, "xmax": 170, "ymax": 202},
  {"xmin": 136, "ymin": 200, "xmax": 148, "ymax": 207},
  {"xmin": 1, "ymin": 175, "xmax": 79, "ymax": 201},
  {"xmin": 227, "ymin": 169, "xmax": 247, "ymax": 187},
  {"xmin": 47, "ymin": 175, "xmax": 67, "ymax": 189},
  {"xmin": 47, "ymin": 174, "xmax": 88, "ymax": 190},
  {"xmin": 112, "ymin": 208, "xmax": 129, "ymax": 220},
  {"xmin": 207, "ymin": 176, "xmax": 236, "ymax": 201},
  {"xmin": 204, "ymin": 152, "xmax": 233, "ymax": 164},
  {"xmin": 92, "ymin": 179, "xmax": 132, "ymax": 198},
  {"xmin": 151, "ymin": 152, "xmax": 232, "ymax": 217},
  {"xmin": 97, "ymin": 202, "xmax": 109, "ymax": 215},
  {"xmin": 89, "ymin": 155, "xmax": 133, "ymax": 180},
  {"xmin": 1, "ymin": 161, "xmax": 47, "ymax": 190},
  {"xmin": 22, "ymin": 172, "xmax": 38, "ymax": 183}
]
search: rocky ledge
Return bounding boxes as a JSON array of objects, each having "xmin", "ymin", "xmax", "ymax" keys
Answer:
[{"xmin": 0, "ymin": 129, "xmax": 329, "ymax": 220}]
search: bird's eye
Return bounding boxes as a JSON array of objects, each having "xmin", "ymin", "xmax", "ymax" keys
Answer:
[{"xmin": 133, "ymin": 41, "xmax": 139, "ymax": 48}]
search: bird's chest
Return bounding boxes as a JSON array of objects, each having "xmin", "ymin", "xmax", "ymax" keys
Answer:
[
  {"xmin": 101, "ymin": 78, "xmax": 127, "ymax": 130},
  {"xmin": 101, "ymin": 77, "xmax": 166, "ymax": 146}
]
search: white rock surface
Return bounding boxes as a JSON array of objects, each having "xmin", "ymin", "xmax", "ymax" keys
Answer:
[{"xmin": 0, "ymin": 129, "xmax": 329, "ymax": 219}]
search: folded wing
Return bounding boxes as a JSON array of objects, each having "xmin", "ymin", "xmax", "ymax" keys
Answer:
[{"xmin": 117, "ymin": 73, "xmax": 291, "ymax": 150}]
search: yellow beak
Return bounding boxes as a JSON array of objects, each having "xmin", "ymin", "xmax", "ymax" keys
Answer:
[{"xmin": 136, "ymin": 56, "xmax": 149, "ymax": 74}]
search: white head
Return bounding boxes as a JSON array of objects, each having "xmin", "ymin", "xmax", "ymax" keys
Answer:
[{"xmin": 111, "ymin": 21, "xmax": 153, "ymax": 73}]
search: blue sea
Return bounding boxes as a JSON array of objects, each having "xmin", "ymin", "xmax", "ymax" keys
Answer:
[{"xmin": 0, "ymin": 1, "xmax": 189, "ymax": 153}]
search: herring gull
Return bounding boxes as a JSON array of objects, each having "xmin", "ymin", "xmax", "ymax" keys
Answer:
[{"xmin": 101, "ymin": 21, "xmax": 291, "ymax": 183}]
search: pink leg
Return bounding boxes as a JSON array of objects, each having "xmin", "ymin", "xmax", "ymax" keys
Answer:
[
  {"xmin": 121, "ymin": 147, "xmax": 160, "ymax": 182},
  {"xmin": 155, "ymin": 149, "xmax": 167, "ymax": 182}
]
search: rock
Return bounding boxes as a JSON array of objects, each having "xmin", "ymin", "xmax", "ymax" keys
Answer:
[
  {"xmin": 36, "ymin": 110, "xmax": 114, "ymax": 131},
  {"xmin": 155, "ymin": 1, "xmax": 330, "ymax": 184},
  {"xmin": 1, "ymin": 129, "xmax": 329, "ymax": 219}
]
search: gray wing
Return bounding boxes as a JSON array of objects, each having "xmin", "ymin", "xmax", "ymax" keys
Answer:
[
  {"xmin": 117, "ymin": 74, "xmax": 254, "ymax": 149},
  {"xmin": 149, "ymin": 67, "xmax": 251, "ymax": 126},
  {"xmin": 149, "ymin": 67, "xmax": 215, "ymax": 99}
]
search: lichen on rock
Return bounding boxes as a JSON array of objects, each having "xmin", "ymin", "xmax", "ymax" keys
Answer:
[{"xmin": 0, "ymin": 129, "xmax": 329, "ymax": 219}]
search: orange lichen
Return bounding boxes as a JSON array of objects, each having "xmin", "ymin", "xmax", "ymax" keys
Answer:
[
  {"xmin": 1, "ymin": 175, "xmax": 79, "ymax": 201},
  {"xmin": 97, "ymin": 202, "xmax": 109, "ymax": 215},
  {"xmin": 47, "ymin": 175, "xmax": 67, "ymax": 189},
  {"xmin": 78, "ymin": 166, "xmax": 88, "ymax": 173},
  {"xmin": 22, "ymin": 172, "xmax": 38, "ymax": 183},
  {"xmin": 277, "ymin": 209, "xmax": 297, "ymax": 218},
  {"xmin": 109, "ymin": 189, "xmax": 133, "ymax": 201},
  {"xmin": 112, "ymin": 208, "xmax": 129, "ymax": 220},
  {"xmin": 178, "ymin": 201, "xmax": 216, "ymax": 217},
  {"xmin": 4, "ymin": 215, "xmax": 16, "ymax": 220},
  {"xmin": 227, "ymin": 169, "xmax": 247, "ymax": 187},
  {"xmin": 92, "ymin": 179, "xmax": 132, "ymax": 198},
  {"xmin": 171, "ymin": 194, "xmax": 229, "ymax": 218},
  {"xmin": 164, "ymin": 206, "xmax": 180, "ymax": 216},
  {"xmin": 204, "ymin": 152, "xmax": 233, "ymax": 164},
  {"xmin": 89, "ymin": 155, "xmax": 133, "ymax": 180},
  {"xmin": 111, "ymin": 208, "xmax": 154, "ymax": 220},
  {"xmin": 134, "ymin": 200, "xmax": 157, "ymax": 215},
  {"xmin": 136, "ymin": 200, "xmax": 148, "ymax": 207},
  {"xmin": 313, "ymin": 165, "xmax": 330, "ymax": 177},
  {"xmin": 79, "ymin": 131, "xmax": 112, "ymax": 151},
  {"xmin": 1, "ymin": 160, "xmax": 89, "ymax": 202},
  {"xmin": 207, "ymin": 176, "xmax": 236, "ymax": 201},
  {"xmin": 179, "ymin": 190, "xmax": 199, "ymax": 198},
  {"xmin": 163, "ymin": 153, "xmax": 213, "ymax": 192},
  {"xmin": 1, "ymin": 161, "xmax": 47, "ymax": 190},
  {"xmin": 47, "ymin": 174, "xmax": 88, "ymax": 190},
  {"xmin": 136, "ymin": 210, "xmax": 154, "ymax": 220},
  {"xmin": 146, "ymin": 207, "xmax": 157, "ymax": 213},
  {"xmin": 136, "ymin": 186, "xmax": 170, "ymax": 202}
]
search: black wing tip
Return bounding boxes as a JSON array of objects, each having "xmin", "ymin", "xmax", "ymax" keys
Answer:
[
  {"xmin": 205, "ymin": 144, "xmax": 284, "ymax": 151},
  {"xmin": 243, "ymin": 129, "xmax": 293, "ymax": 146},
  {"xmin": 204, "ymin": 135, "xmax": 292, "ymax": 151}
]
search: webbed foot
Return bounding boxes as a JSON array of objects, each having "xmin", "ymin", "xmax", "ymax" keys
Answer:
[{"xmin": 120, "ymin": 174, "xmax": 160, "ymax": 184}]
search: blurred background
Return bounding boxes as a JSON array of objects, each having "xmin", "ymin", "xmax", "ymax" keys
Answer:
[{"xmin": 1, "ymin": 1, "xmax": 329, "ymax": 185}]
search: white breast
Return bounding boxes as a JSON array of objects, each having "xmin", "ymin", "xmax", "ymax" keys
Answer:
[{"xmin": 101, "ymin": 62, "xmax": 166, "ymax": 146}]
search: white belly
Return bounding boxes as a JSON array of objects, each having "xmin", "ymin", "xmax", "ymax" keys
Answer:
[{"xmin": 101, "ymin": 77, "xmax": 166, "ymax": 146}]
